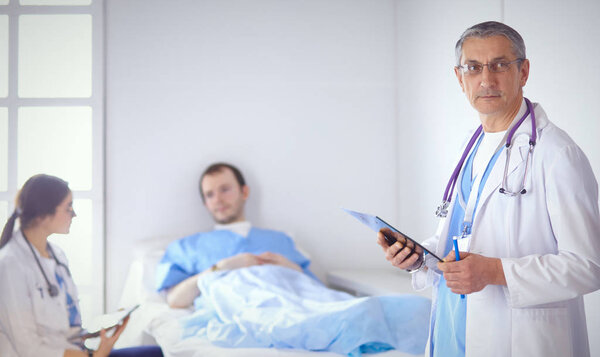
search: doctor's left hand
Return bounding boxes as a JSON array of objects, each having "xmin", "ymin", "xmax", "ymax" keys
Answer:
[
  {"xmin": 437, "ymin": 252, "xmax": 507, "ymax": 295},
  {"xmin": 93, "ymin": 316, "xmax": 129, "ymax": 357}
]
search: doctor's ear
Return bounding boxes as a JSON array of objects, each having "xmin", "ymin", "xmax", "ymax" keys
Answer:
[
  {"xmin": 242, "ymin": 185, "xmax": 250, "ymax": 200},
  {"xmin": 519, "ymin": 59, "xmax": 530, "ymax": 87},
  {"xmin": 454, "ymin": 66, "xmax": 466, "ymax": 92}
]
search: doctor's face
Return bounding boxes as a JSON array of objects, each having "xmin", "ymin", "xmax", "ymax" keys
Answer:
[
  {"xmin": 43, "ymin": 192, "xmax": 76, "ymax": 234},
  {"xmin": 455, "ymin": 35, "xmax": 529, "ymax": 121},
  {"xmin": 201, "ymin": 168, "xmax": 249, "ymax": 224}
]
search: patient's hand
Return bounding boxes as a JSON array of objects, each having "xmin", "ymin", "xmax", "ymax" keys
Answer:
[
  {"xmin": 258, "ymin": 252, "xmax": 303, "ymax": 272},
  {"xmin": 167, "ymin": 253, "xmax": 267, "ymax": 309},
  {"xmin": 217, "ymin": 253, "xmax": 264, "ymax": 270}
]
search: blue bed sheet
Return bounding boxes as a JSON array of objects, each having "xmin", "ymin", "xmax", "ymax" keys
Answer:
[{"xmin": 181, "ymin": 265, "xmax": 430, "ymax": 356}]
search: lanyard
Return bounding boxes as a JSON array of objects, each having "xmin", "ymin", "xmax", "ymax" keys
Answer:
[
  {"xmin": 457, "ymin": 138, "xmax": 504, "ymax": 236},
  {"xmin": 436, "ymin": 98, "xmax": 535, "ymax": 218}
]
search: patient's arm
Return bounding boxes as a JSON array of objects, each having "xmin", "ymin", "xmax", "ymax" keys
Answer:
[
  {"xmin": 166, "ymin": 253, "xmax": 266, "ymax": 308},
  {"xmin": 166, "ymin": 273, "xmax": 203, "ymax": 308}
]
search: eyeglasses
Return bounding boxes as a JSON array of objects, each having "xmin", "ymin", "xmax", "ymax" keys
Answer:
[{"xmin": 456, "ymin": 58, "xmax": 524, "ymax": 75}]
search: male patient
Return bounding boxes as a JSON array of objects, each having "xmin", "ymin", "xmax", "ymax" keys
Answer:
[{"xmin": 156, "ymin": 162, "xmax": 317, "ymax": 308}]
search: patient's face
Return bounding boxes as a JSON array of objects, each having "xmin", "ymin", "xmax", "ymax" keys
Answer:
[{"xmin": 201, "ymin": 168, "xmax": 249, "ymax": 224}]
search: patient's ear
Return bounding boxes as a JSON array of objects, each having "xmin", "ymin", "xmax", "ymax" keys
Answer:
[{"xmin": 242, "ymin": 185, "xmax": 250, "ymax": 200}]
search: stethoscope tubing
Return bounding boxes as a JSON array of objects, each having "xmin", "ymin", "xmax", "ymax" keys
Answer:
[
  {"xmin": 22, "ymin": 230, "xmax": 71, "ymax": 298},
  {"xmin": 436, "ymin": 98, "xmax": 537, "ymax": 217}
]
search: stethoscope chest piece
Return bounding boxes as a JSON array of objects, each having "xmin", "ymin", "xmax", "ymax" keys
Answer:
[
  {"xmin": 436, "ymin": 201, "xmax": 449, "ymax": 218},
  {"xmin": 48, "ymin": 284, "xmax": 59, "ymax": 297}
]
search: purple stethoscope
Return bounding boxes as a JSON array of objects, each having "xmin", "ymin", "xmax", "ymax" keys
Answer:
[{"xmin": 435, "ymin": 98, "xmax": 537, "ymax": 218}]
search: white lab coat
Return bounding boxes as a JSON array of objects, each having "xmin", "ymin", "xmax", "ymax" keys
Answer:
[
  {"xmin": 0, "ymin": 230, "xmax": 82, "ymax": 357},
  {"xmin": 414, "ymin": 100, "xmax": 600, "ymax": 357}
]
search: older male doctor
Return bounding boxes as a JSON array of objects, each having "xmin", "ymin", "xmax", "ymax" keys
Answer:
[{"xmin": 377, "ymin": 21, "xmax": 600, "ymax": 357}]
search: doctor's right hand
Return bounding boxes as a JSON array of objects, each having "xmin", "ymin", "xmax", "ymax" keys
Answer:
[
  {"xmin": 377, "ymin": 229, "xmax": 423, "ymax": 271},
  {"xmin": 92, "ymin": 316, "xmax": 129, "ymax": 357}
]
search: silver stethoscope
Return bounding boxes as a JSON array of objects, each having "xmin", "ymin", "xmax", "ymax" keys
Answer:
[
  {"xmin": 22, "ymin": 230, "xmax": 72, "ymax": 298},
  {"xmin": 435, "ymin": 97, "xmax": 537, "ymax": 218}
]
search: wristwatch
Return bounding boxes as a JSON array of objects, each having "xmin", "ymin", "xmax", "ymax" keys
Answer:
[{"xmin": 406, "ymin": 256, "xmax": 426, "ymax": 274}]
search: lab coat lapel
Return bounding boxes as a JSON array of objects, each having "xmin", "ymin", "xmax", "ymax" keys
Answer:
[
  {"xmin": 481, "ymin": 131, "xmax": 530, "ymax": 203},
  {"xmin": 476, "ymin": 101, "xmax": 549, "ymax": 221},
  {"xmin": 476, "ymin": 115, "xmax": 533, "ymax": 213}
]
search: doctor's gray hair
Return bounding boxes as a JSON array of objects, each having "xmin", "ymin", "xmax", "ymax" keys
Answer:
[
  {"xmin": 455, "ymin": 21, "xmax": 526, "ymax": 66},
  {"xmin": 0, "ymin": 174, "xmax": 70, "ymax": 249}
]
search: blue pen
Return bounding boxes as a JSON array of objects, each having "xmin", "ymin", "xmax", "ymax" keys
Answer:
[{"xmin": 452, "ymin": 237, "xmax": 465, "ymax": 299}]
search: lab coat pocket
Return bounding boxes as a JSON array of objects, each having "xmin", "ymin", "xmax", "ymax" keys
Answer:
[
  {"xmin": 31, "ymin": 288, "xmax": 66, "ymax": 331},
  {"xmin": 511, "ymin": 304, "xmax": 573, "ymax": 357}
]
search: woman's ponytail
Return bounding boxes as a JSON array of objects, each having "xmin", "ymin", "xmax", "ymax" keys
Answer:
[
  {"xmin": 0, "ymin": 209, "xmax": 20, "ymax": 249},
  {"xmin": 0, "ymin": 174, "xmax": 70, "ymax": 249}
]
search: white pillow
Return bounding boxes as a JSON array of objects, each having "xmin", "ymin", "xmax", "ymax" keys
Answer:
[
  {"xmin": 118, "ymin": 235, "xmax": 178, "ymax": 307},
  {"xmin": 113, "ymin": 235, "xmax": 179, "ymax": 348}
]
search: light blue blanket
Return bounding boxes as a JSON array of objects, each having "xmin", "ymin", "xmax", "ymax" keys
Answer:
[{"xmin": 181, "ymin": 265, "xmax": 430, "ymax": 356}]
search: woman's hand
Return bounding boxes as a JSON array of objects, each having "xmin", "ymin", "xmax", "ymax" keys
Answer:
[{"xmin": 93, "ymin": 316, "xmax": 129, "ymax": 357}]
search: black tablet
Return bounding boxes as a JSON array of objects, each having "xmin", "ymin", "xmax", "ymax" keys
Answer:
[{"xmin": 343, "ymin": 208, "xmax": 443, "ymax": 262}]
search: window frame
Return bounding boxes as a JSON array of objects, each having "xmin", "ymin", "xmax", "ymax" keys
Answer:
[{"xmin": 0, "ymin": 0, "xmax": 105, "ymax": 319}]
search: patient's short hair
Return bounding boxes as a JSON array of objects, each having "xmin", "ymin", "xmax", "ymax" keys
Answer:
[{"xmin": 199, "ymin": 162, "xmax": 246, "ymax": 202}]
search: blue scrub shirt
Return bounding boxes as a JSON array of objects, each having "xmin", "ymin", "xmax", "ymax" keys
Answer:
[{"xmin": 431, "ymin": 135, "xmax": 504, "ymax": 357}]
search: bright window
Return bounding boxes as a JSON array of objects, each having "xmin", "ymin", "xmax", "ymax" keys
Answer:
[
  {"xmin": 0, "ymin": 201, "xmax": 7, "ymax": 227},
  {"xmin": 0, "ymin": 1, "xmax": 104, "ymax": 324},
  {"xmin": 20, "ymin": 0, "xmax": 91, "ymax": 5},
  {"xmin": 0, "ymin": 107, "xmax": 7, "ymax": 192},
  {"xmin": 19, "ymin": 15, "xmax": 92, "ymax": 98},
  {"xmin": 17, "ymin": 106, "xmax": 92, "ymax": 190},
  {"xmin": 0, "ymin": 15, "xmax": 7, "ymax": 98}
]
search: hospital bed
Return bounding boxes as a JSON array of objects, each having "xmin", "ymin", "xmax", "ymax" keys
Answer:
[{"xmin": 111, "ymin": 236, "xmax": 429, "ymax": 357}]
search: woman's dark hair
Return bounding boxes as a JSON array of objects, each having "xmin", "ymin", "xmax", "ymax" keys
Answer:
[{"xmin": 0, "ymin": 174, "xmax": 70, "ymax": 249}]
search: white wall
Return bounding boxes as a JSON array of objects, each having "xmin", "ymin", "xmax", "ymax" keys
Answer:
[
  {"xmin": 105, "ymin": 0, "xmax": 399, "ymax": 309},
  {"xmin": 105, "ymin": 0, "xmax": 600, "ymax": 352}
]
